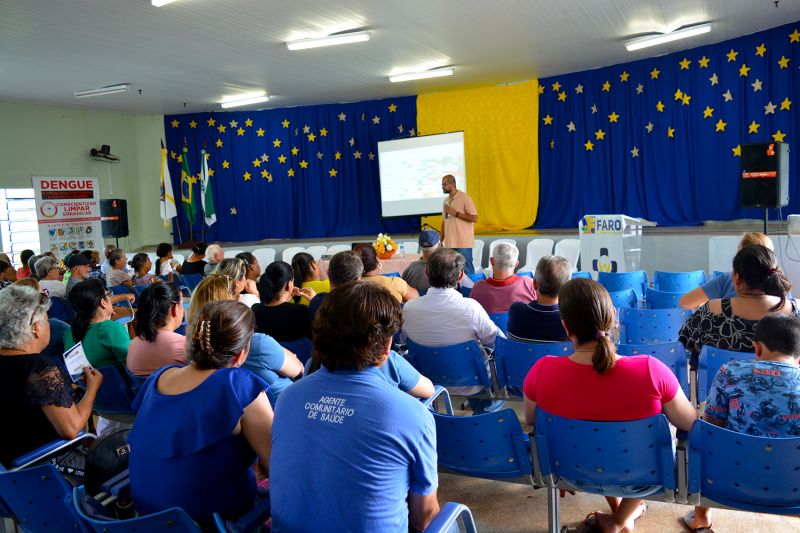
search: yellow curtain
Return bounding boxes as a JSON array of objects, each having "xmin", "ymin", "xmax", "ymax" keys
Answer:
[{"xmin": 416, "ymin": 80, "xmax": 539, "ymax": 233}]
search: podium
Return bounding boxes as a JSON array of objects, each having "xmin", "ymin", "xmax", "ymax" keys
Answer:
[{"xmin": 579, "ymin": 215, "xmax": 656, "ymax": 278}]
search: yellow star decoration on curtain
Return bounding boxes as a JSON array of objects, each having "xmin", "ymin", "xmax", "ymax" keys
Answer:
[
  {"xmin": 218, "ymin": 125, "xmax": 226, "ymax": 133},
  {"xmin": 732, "ymin": 145, "xmax": 742, "ymax": 157},
  {"xmin": 291, "ymin": 147, "xmax": 299, "ymax": 156},
  {"xmin": 552, "ymin": 81, "xmax": 561, "ymax": 92},
  {"xmin": 388, "ymin": 103, "xmax": 397, "ymax": 112},
  {"xmin": 338, "ymin": 112, "xmax": 347, "ymax": 122},
  {"xmin": 288, "ymin": 168, "xmax": 296, "ymax": 177},
  {"xmin": 222, "ymin": 160, "xmax": 230, "ymax": 169},
  {"xmin": 215, "ymin": 139, "xmax": 223, "ymax": 148},
  {"xmin": 739, "ymin": 64, "xmax": 751, "ymax": 76},
  {"xmin": 256, "ymin": 128, "xmax": 265, "ymax": 137},
  {"xmin": 557, "ymin": 92, "xmax": 567, "ymax": 102},
  {"xmin": 261, "ymin": 169, "xmax": 269, "ymax": 179},
  {"xmin": 171, "ymin": 119, "xmax": 180, "ymax": 128},
  {"xmin": 682, "ymin": 94, "xmax": 691, "ymax": 106},
  {"xmin": 726, "ymin": 49, "xmax": 738, "ymax": 62},
  {"xmin": 679, "ymin": 58, "xmax": 691, "ymax": 70},
  {"xmin": 176, "ymin": 154, "xmax": 182, "ymax": 163},
  {"xmin": 715, "ymin": 119, "xmax": 727, "ymax": 132},
  {"xmin": 575, "ymin": 84, "xmax": 584, "ymax": 94},
  {"xmin": 206, "ymin": 117, "xmax": 216, "ymax": 127},
  {"xmin": 650, "ymin": 68, "xmax": 660, "ymax": 79},
  {"xmin": 630, "ymin": 146, "xmax": 639, "ymax": 157},
  {"xmin": 674, "ymin": 89, "xmax": 684, "ymax": 101},
  {"xmin": 608, "ymin": 112, "xmax": 619, "ymax": 123},
  {"xmin": 372, "ymin": 116, "xmax": 380, "ymax": 125},
  {"xmin": 698, "ymin": 56, "xmax": 710, "ymax": 68},
  {"xmin": 709, "ymin": 73, "xmax": 719, "ymax": 85},
  {"xmin": 790, "ymin": 28, "xmax": 800, "ymax": 42},
  {"xmin": 319, "ymin": 128, "xmax": 328, "ymax": 136},
  {"xmin": 278, "ymin": 154, "xmax": 287, "ymax": 164},
  {"xmin": 245, "ymin": 118, "xmax": 253, "ymax": 127},
  {"xmin": 543, "ymin": 115, "xmax": 553, "ymax": 125},
  {"xmin": 781, "ymin": 97, "xmax": 792, "ymax": 110},
  {"xmin": 243, "ymin": 171, "xmax": 251, "ymax": 181},
  {"xmin": 619, "ymin": 71, "xmax": 630, "ymax": 82},
  {"xmin": 299, "ymin": 160, "xmax": 308, "ymax": 169},
  {"xmin": 273, "ymin": 139, "xmax": 282, "ymax": 148},
  {"xmin": 773, "ymin": 130, "xmax": 786, "ymax": 142},
  {"xmin": 307, "ymin": 133, "xmax": 316, "ymax": 142},
  {"xmin": 538, "ymin": 84, "xmax": 545, "ymax": 95},
  {"xmin": 703, "ymin": 106, "xmax": 714, "ymax": 118},
  {"xmin": 329, "ymin": 168, "xmax": 338, "ymax": 177},
  {"xmin": 189, "ymin": 120, "xmax": 197, "ymax": 129},
  {"xmin": 208, "ymin": 169, "xmax": 215, "ymax": 177},
  {"xmin": 748, "ymin": 121, "xmax": 761, "ymax": 134},
  {"xmin": 252, "ymin": 158, "xmax": 261, "ymax": 167},
  {"xmin": 334, "ymin": 151, "xmax": 342, "ymax": 160},
  {"xmin": 230, "ymin": 207, "xmax": 237, "ymax": 215},
  {"xmin": 778, "ymin": 56, "xmax": 790, "ymax": 69},
  {"xmin": 584, "ymin": 140, "xmax": 594, "ymax": 151},
  {"xmin": 656, "ymin": 101, "xmax": 665, "ymax": 112},
  {"xmin": 260, "ymin": 153, "xmax": 269, "ymax": 162},
  {"xmin": 237, "ymin": 128, "xmax": 245, "ymax": 136},
  {"xmin": 595, "ymin": 129, "xmax": 606, "ymax": 140},
  {"xmin": 602, "ymin": 81, "xmax": 611, "ymax": 92},
  {"xmin": 645, "ymin": 122, "xmax": 654, "ymax": 133},
  {"xmin": 170, "ymin": 150, "xmax": 176, "ymax": 159},
  {"xmin": 755, "ymin": 43, "xmax": 767, "ymax": 57},
  {"xmin": 354, "ymin": 150, "xmax": 362, "ymax": 159},
  {"xmin": 667, "ymin": 127, "xmax": 675, "ymax": 138},
  {"xmin": 281, "ymin": 119, "xmax": 290, "ymax": 128},
  {"xmin": 303, "ymin": 125, "xmax": 310, "ymax": 134}
]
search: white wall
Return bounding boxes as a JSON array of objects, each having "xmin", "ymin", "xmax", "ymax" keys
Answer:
[{"xmin": 0, "ymin": 100, "xmax": 168, "ymax": 251}]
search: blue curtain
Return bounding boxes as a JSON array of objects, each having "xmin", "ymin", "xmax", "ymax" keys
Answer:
[
  {"xmin": 164, "ymin": 96, "xmax": 419, "ymax": 243},
  {"xmin": 536, "ymin": 22, "xmax": 800, "ymax": 228}
]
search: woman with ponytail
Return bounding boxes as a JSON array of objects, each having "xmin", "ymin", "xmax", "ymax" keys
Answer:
[
  {"xmin": 64, "ymin": 278, "xmax": 130, "ymax": 370},
  {"xmin": 127, "ymin": 282, "xmax": 186, "ymax": 376},
  {"xmin": 252, "ymin": 261, "xmax": 313, "ymax": 342},
  {"xmin": 523, "ymin": 278, "xmax": 696, "ymax": 533}
]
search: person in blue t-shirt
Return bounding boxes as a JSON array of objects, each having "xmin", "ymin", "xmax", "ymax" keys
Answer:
[
  {"xmin": 508, "ymin": 255, "xmax": 570, "ymax": 342},
  {"xmin": 685, "ymin": 313, "xmax": 800, "ymax": 531},
  {"xmin": 271, "ymin": 282, "xmax": 440, "ymax": 532}
]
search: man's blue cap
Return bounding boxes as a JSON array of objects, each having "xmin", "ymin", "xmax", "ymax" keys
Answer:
[{"xmin": 419, "ymin": 230, "xmax": 440, "ymax": 248}]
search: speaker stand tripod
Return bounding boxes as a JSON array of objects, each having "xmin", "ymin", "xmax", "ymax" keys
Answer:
[{"xmin": 763, "ymin": 208, "xmax": 769, "ymax": 235}]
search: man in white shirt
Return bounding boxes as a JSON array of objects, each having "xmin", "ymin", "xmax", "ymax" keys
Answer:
[
  {"xmin": 402, "ymin": 247, "xmax": 505, "ymax": 414},
  {"xmin": 34, "ymin": 256, "xmax": 66, "ymax": 297}
]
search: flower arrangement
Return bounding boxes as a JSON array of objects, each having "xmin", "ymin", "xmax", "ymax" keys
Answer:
[{"xmin": 373, "ymin": 233, "xmax": 397, "ymax": 259}]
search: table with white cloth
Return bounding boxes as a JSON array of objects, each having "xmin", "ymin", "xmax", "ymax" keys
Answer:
[{"xmin": 318, "ymin": 253, "xmax": 421, "ymax": 279}]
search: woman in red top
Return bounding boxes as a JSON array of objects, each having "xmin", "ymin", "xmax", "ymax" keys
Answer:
[{"xmin": 523, "ymin": 278, "xmax": 696, "ymax": 533}]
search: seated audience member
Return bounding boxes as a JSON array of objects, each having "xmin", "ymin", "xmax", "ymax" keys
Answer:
[
  {"xmin": 236, "ymin": 251, "xmax": 261, "ymax": 283},
  {"xmin": 35, "ymin": 255, "xmax": 66, "ymax": 297},
  {"xmin": 127, "ymin": 283, "xmax": 186, "ymax": 377},
  {"xmin": 523, "ymin": 278, "xmax": 697, "ymax": 533},
  {"xmin": 181, "ymin": 242, "xmax": 208, "ymax": 276},
  {"xmin": 270, "ymin": 282, "xmax": 440, "ymax": 532},
  {"xmin": 680, "ymin": 245, "xmax": 798, "ymax": 367},
  {"xmin": 83, "ymin": 250, "xmax": 105, "ymax": 283},
  {"xmin": 64, "ymin": 279, "xmax": 130, "ymax": 370},
  {"xmin": 155, "ymin": 242, "xmax": 181, "ymax": 277},
  {"xmin": 27, "ymin": 253, "xmax": 45, "ymax": 281},
  {"xmin": 100, "ymin": 244, "xmax": 117, "ymax": 274},
  {"xmin": 681, "ymin": 232, "xmax": 773, "ymax": 309},
  {"xmin": 403, "ymin": 248, "xmax": 504, "ymax": 414},
  {"xmin": 308, "ymin": 251, "xmax": 363, "ymax": 318},
  {"xmin": 129, "ymin": 300, "xmax": 272, "ymax": 526},
  {"xmin": 16, "ymin": 249, "xmax": 35, "ymax": 279},
  {"xmin": 253, "ymin": 261, "xmax": 313, "ymax": 342},
  {"xmin": 291, "ymin": 252, "xmax": 330, "ymax": 305},
  {"xmin": 67, "ymin": 254, "xmax": 133, "ymax": 319},
  {"xmin": 130, "ymin": 253, "xmax": 157, "ymax": 287},
  {"xmin": 0, "ymin": 252, "xmax": 11, "ymax": 265},
  {"xmin": 105, "ymin": 249, "xmax": 133, "ymax": 290},
  {"xmin": 203, "ymin": 243, "xmax": 224, "ymax": 276},
  {"xmin": 354, "ymin": 244, "xmax": 418, "ymax": 303},
  {"xmin": 686, "ymin": 313, "xmax": 800, "ymax": 531},
  {"xmin": 189, "ymin": 275, "xmax": 303, "ymax": 401},
  {"xmin": 215, "ymin": 258, "xmax": 261, "ymax": 307},
  {"xmin": 470, "ymin": 242, "xmax": 536, "ymax": 314},
  {"xmin": 401, "ymin": 230, "xmax": 440, "ymax": 294},
  {"xmin": 0, "ymin": 260, "xmax": 18, "ymax": 289},
  {"xmin": 508, "ymin": 255, "xmax": 571, "ymax": 342},
  {"xmin": 15, "ymin": 278, "xmax": 71, "ymax": 361},
  {"xmin": 0, "ymin": 284, "xmax": 103, "ymax": 467}
]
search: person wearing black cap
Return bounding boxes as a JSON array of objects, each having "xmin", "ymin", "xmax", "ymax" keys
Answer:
[
  {"xmin": 401, "ymin": 230, "xmax": 440, "ymax": 294},
  {"xmin": 65, "ymin": 252, "xmax": 94, "ymax": 296},
  {"xmin": 181, "ymin": 242, "xmax": 208, "ymax": 276}
]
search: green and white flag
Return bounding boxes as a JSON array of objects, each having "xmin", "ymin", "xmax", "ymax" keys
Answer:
[{"xmin": 200, "ymin": 149, "xmax": 216, "ymax": 227}]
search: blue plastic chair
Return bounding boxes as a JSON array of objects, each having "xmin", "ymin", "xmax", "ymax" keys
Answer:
[
  {"xmin": 697, "ymin": 345, "xmax": 754, "ymax": 403},
  {"xmin": 617, "ymin": 342, "xmax": 690, "ymax": 397},
  {"xmin": 94, "ymin": 366, "xmax": 138, "ymax": 421},
  {"xmin": 572, "ymin": 271, "xmax": 593, "ymax": 279},
  {"xmin": 598, "ymin": 270, "xmax": 648, "ymax": 301},
  {"xmin": 50, "ymin": 296, "xmax": 76, "ymax": 323},
  {"xmin": 618, "ymin": 307, "xmax": 691, "ymax": 344},
  {"xmin": 653, "ymin": 270, "xmax": 707, "ymax": 293},
  {"xmin": 487, "ymin": 312, "xmax": 508, "ymax": 334},
  {"xmin": 279, "ymin": 337, "xmax": 313, "ymax": 365},
  {"xmin": 406, "ymin": 339, "xmax": 493, "ymax": 390},
  {"xmin": 711, "ymin": 270, "xmax": 728, "ymax": 280},
  {"xmin": 423, "ymin": 502, "xmax": 477, "ymax": 533},
  {"xmin": 494, "ymin": 338, "xmax": 573, "ymax": 390},
  {"xmin": 467, "ymin": 273, "xmax": 486, "ymax": 283},
  {"xmin": 516, "ymin": 271, "xmax": 533, "ymax": 278},
  {"xmin": 381, "ymin": 272, "xmax": 400, "ymax": 277},
  {"xmin": 688, "ymin": 420, "xmax": 800, "ymax": 515},
  {"xmin": 109, "ymin": 285, "xmax": 134, "ymax": 297},
  {"xmin": 608, "ymin": 289, "xmax": 637, "ymax": 309},
  {"xmin": 181, "ymin": 273, "xmax": 203, "ymax": 293},
  {"xmin": 458, "ymin": 286, "xmax": 472, "ymax": 298},
  {"xmin": 645, "ymin": 287, "xmax": 683, "ymax": 309}
]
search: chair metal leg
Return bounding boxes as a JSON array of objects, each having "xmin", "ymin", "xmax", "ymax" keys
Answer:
[{"xmin": 546, "ymin": 486, "xmax": 560, "ymax": 533}]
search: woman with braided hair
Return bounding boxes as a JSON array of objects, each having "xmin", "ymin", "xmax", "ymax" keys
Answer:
[{"xmin": 128, "ymin": 300, "xmax": 272, "ymax": 526}]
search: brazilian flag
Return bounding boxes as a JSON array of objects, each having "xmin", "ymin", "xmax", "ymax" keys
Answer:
[{"xmin": 181, "ymin": 145, "xmax": 198, "ymax": 225}]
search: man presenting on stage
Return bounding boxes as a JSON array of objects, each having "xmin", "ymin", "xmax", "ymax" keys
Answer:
[{"xmin": 441, "ymin": 174, "xmax": 478, "ymax": 275}]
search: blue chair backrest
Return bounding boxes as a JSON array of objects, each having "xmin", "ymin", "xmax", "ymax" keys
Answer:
[
  {"xmin": 109, "ymin": 285, "xmax": 133, "ymax": 297},
  {"xmin": 181, "ymin": 273, "xmax": 203, "ymax": 292},
  {"xmin": 598, "ymin": 270, "xmax": 648, "ymax": 300},
  {"xmin": 617, "ymin": 342, "xmax": 690, "ymax": 397},
  {"xmin": 516, "ymin": 271, "xmax": 533, "ymax": 278},
  {"xmin": 381, "ymin": 272, "xmax": 400, "ymax": 277},
  {"xmin": 406, "ymin": 339, "xmax": 492, "ymax": 389},
  {"xmin": 94, "ymin": 366, "xmax": 137, "ymax": 415},
  {"xmin": 133, "ymin": 285, "xmax": 147, "ymax": 298},
  {"xmin": 533, "ymin": 409, "xmax": 676, "ymax": 498},
  {"xmin": 697, "ymin": 346, "xmax": 755, "ymax": 403},
  {"xmin": 487, "ymin": 312, "xmax": 508, "ymax": 334},
  {"xmin": 619, "ymin": 306, "xmax": 691, "ymax": 344},
  {"xmin": 608, "ymin": 289, "xmax": 638, "ymax": 309},
  {"xmin": 432, "ymin": 408, "xmax": 534, "ymax": 482},
  {"xmin": 688, "ymin": 420, "xmax": 800, "ymax": 514},
  {"xmin": 572, "ymin": 271, "xmax": 593, "ymax": 279},
  {"xmin": 0, "ymin": 464, "xmax": 89, "ymax": 532},
  {"xmin": 494, "ymin": 338, "xmax": 573, "ymax": 389},
  {"xmin": 279, "ymin": 338, "xmax": 313, "ymax": 365},
  {"xmin": 73, "ymin": 485, "xmax": 200, "ymax": 532},
  {"xmin": 50, "ymin": 297, "xmax": 76, "ymax": 323},
  {"xmin": 458, "ymin": 286, "xmax": 472, "ymax": 298},
  {"xmin": 645, "ymin": 287, "xmax": 683, "ymax": 309},
  {"xmin": 711, "ymin": 270, "xmax": 728, "ymax": 280},
  {"xmin": 467, "ymin": 273, "xmax": 486, "ymax": 283},
  {"xmin": 653, "ymin": 270, "xmax": 707, "ymax": 293}
]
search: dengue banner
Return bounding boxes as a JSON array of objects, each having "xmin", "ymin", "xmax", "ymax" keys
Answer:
[{"xmin": 32, "ymin": 177, "xmax": 103, "ymax": 260}]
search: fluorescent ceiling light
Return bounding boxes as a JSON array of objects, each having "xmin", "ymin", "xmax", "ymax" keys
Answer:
[
  {"xmin": 389, "ymin": 68, "xmax": 454, "ymax": 83},
  {"xmin": 221, "ymin": 91, "xmax": 270, "ymax": 109},
  {"xmin": 625, "ymin": 24, "xmax": 711, "ymax": 52},
  {"xmin": 287, "ymin": 31, "xmax": 371, "ymax": 51},
  {"xmin": 152, "ymin": 0, "xmax": 180, "ymax": 6},
  {"xmin": 73, "ymin": 84, "xmax": 129, "ymax": 99}
]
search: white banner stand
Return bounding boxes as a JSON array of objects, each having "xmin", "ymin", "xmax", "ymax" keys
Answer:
[{"xmin": 579, "ymin": 215, "xmax": 656, "ymax": 278}]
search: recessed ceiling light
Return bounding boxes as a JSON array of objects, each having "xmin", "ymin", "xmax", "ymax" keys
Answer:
[
  {"xmin": 625, "ymin": 24, "xmax": 711, "ymax": 52},
  {"xmin": 287, "ymin": 31, "xmax": 371, "ymax": 51},
  {"xmin": 389, "ymin": 68, "xmax": 454, "ymax": 83},
  {"xmin": 73, "ymin": 84, "xmax": 129, "ymax": 98},
  {"xmin": 152, "ymin": 0, "xmax": 181, "ymax": 7},
  {"xmin": 221, "ymin": 91, "xmax": 270, "ymax": 109}
]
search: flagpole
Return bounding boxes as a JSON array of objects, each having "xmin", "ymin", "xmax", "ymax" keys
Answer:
[
  {"xmin": 162, "ymin": 139, "xmax": 183, "ymax": 244},
  {"xmin": 201, "ymin": 143, "xmax": 206, "ymax": 245},
  {"xmin": 185, "ymin": 137, "xmax": 194, "ymax": 243}
]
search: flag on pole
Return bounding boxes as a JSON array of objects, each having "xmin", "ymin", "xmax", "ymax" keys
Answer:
[
  {"xmin": 200, "ymin": 149, "xmax": 216, "ymax": 227},
  {"xmin": 159, "ymin": 142, "xmax": 178, "ymax": 228},
  {"xmin": 180, "ymin": 144, "xmax": 197, "ymax": 225}
]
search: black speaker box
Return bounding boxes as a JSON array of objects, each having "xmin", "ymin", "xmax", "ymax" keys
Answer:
[
  {"xmin": 740, "ymin": 142, "xmax": 789, "ymax": 208},
  {"xmin": 100, "ymin": 199, "xmax": 129, "ymax": 238}
]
